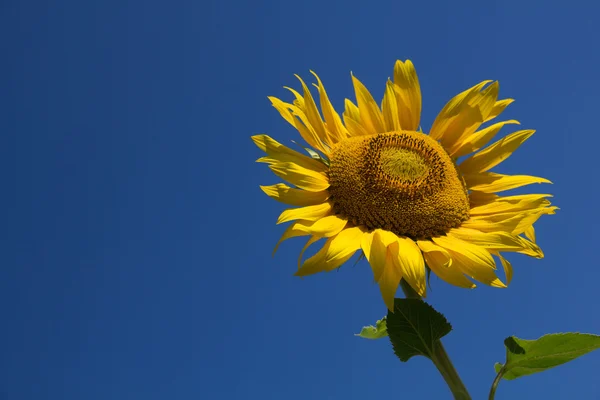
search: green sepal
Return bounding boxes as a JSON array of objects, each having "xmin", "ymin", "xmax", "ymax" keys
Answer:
[
  {"xmin": 426, "ymin": 265, "xmax": 432, "ymax": 290},
  {"xmin": 290, "ymin": 140, "xmax": 330, "ymax": 166}
]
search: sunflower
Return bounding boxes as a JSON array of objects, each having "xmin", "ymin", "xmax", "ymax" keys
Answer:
[{"xmin": 253, "ymin": 60, "xmax": 555, "ymax": 311}]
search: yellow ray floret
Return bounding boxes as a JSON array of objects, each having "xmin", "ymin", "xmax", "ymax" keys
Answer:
[
  {"xmin": 295, "ymin": 227, "xmax": 364, "ymax": 276},
  {"xmin": 260, "ymin": 183, "xmax": 329, "ymax": 207},
  {"xmin": 392, "ymin": 60, "xmax": 422, "ymax": 131}
]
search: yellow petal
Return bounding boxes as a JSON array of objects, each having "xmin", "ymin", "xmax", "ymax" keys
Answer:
[
  {"xmin": 469, "ymin": 191, "xmax": 499, "ymax": 206},
  {"xmin": 270, "ymin": 96, "xmax": 327, "ymax": 154},
  {"xmin": 392, "ymin": 237, "xmax": 426, "ymax": 297},
  {"xmin": 290, "ymin": 106, "xmax": 330, "ymax": 154},
  {"xmin": 362, "ymin": 229, "xmax": 398, "ymax": 282},
  {"xmin": 468, "ymin": 194, "xmax": 552, "ymax": 215},
  {"xmin": 294, "ymin": 75, "xmax": 333, "ymax": 146},
  {"xmin": 344, "ymin": 115, "xmax": 369, "ymax": 136},
  {"xmin": 495, "ymin": 252, "xmax": 513, "ymax": 285},
  {"xmin": 417, "ymin": 240, "xmax": 475, "ymax": 289},
  {"xmin": 432, "ymin": 235, "xmax": 506, "ymax": 288},
  {"xmin": 450, "ymin": 120, "xmax": 520, "ymax": 158},
  {"xmin": 310, "ymin": 71, "xmax": 349, "ymax": 143},
  {"xmin": 362, "ymin": 230, "xmax": 388, "ymax": 282},
  {"xmin": 273, "ymin": 220, "xmax": 312, "ymax": 255},
  {"xmin": 478, "ymin": 82, "xmax": 500, "ymax": 116},
  {"xmin": 467, "ymin": 208, "xmax": 538, "ymax": 224},
  {"xmin": 283, "ymin": 86, "xmax": 305, "ymax": 108},
  {"xmin": 268, "ymin": 96, "xmax": 297, "ymax": 127},
  {"xmin": 297, "ymin": 235, "xmax": 321, "ymax": 268},
  {"xmin": 252, "ymin": 134, "xmax": 327, "ymax": 172},
  {"xmin": 352, "ymin": 75, "xmax": 385, "ymax": 134},
  {"xmin": 392, "ymin": 60, "xmax": 421, "ymax": 131},
  {"xmin": 306, "ymin": 215, "xmax": 348, "ymax": 237},
  {"xmin": 485, "ymin": 99, "xmax": 514, "ymax": 123},
  {"xmin": 277, "ymin": 202, "xmax": 332, "ymax": 224},
  {"xmin": 296, "ymin": 227, "xmax": 363, "ymax": 276},
  {"xmin": 379, "ymin": 244, "xmax": 402, "ymax": 311},
  {"xmin": 260, "ymin": 184, "xmax": 329, "ymax": 206},
  {"xmin": 449, "ymin": 82, "xmax": 500, "ymax": 149},
  {"xmin": 516, "ymin": 235, "xmax": 544, "ymax": 258},
  {"xmin": 448, "ymin": 227, "xmax": 533, "ymax": 253},
  {"xmin": 272, "ymin": 216, "xmax": 347, "ymax": 253},
  {"xmin": 344, "ymin": 98, "xmax": 361, "ymax": 121},
  {"xmin": 417, "ymin": 240, "xmax": 450, "ymax": 266},
  {"xmin": 360, "ymin": 231, "xmax": 374, "ymax": 261},
  {"xmin": 524, "ymin": 225, "xmax": 536, "ymax": 243},
  {"xmin": 462, "ymin": 207, "xmax": 557, "ymax": 235},
  {"xmin": 472, "ymin": 193, "xmax": 551, "ymax": 205},
  {"xmin": 460, "ymin": 129, "xmax": 535, "ymax": 174},
  {"xmin": 464, "ymin": 172, "xmax": 552, "ymax": 193},
  {"xmin": 429, "ymin": 80, "xmax": 492, "ymax": 144},
  {"xmin": 269, "ymin": 162, "xmax": 329, "ymax": 192},
  {"xmin": 471, "ymin": 205, "xmax": 556, "ymax": 224},
  {"xmin": 343, "ymin": 99, "xmax": 368, "ymax": 136},
  {"xmin": 381, "ymin": 80, "xmax": 401, "ymax": 132}
]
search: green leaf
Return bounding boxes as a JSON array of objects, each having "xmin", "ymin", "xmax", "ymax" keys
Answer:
[
  {"xmin": 355, "ymin": 316, "xmax": 388, "ymax": 339},
  {"xmin": 495, "ymin": 333, "xmax": 600, "ymax": 380},
  {"xmin": 386, "ymin": 298, "xmax": 452, "ymax": 362}
]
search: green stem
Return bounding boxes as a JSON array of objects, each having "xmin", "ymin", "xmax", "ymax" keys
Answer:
[
  {"xmin": 488, "ymin": 365, "xmax": 506, "ymax": 400},
  {"xmin": 399, "ymin": 280, "xmax": 472, "ymax": 400}
]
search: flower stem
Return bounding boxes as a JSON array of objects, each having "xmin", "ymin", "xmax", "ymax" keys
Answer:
[
  {"xmin": 488, "ymin": 365, "xmax": 506, "ymax": 400},
  {"xmin": 399, "ymin": 280, "xmax": 472, "ymax": 400}
]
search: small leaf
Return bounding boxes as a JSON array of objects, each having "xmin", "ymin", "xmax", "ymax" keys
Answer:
[
  {"xmin": 495, "ymin": 333, "xmax": 600, "ymax": 380},
  {"xmin": 353, "ymin": 251, "xmax": 366, "ymax": 267},
  {"xmin": 355, "ymin": 316, "xmax": 388, "ymax": 339},
  {"xmin": 387, "ymin": 298, "xmax": 452, "ymax": 362}
]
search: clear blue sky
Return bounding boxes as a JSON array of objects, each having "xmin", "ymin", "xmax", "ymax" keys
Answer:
[{"xmin": 1, "ymin": 0, "xmax": 599, "ymax": 399}]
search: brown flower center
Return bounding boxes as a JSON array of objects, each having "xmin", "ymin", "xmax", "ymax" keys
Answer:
[{"xmin": 328, "ymin": 131, "xmax": 470, "ymax": 239}]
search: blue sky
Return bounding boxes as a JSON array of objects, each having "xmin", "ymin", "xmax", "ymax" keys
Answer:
[{"xmin": 1, "ymin": 0, "xmax": 599, "ymax": 399}]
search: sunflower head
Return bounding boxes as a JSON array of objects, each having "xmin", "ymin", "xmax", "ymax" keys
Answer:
[{"xmin": 254, "ymin": 60, "xmax": 555, "ymax": 311}]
